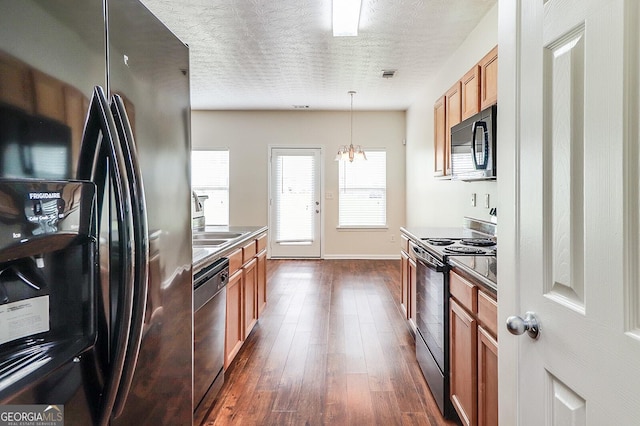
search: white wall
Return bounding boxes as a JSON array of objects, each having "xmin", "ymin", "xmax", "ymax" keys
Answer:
[
  {"xmin": 192, "ymin": 110, "xmax": 406, "ymax": 258},
  {"xmin": 406, "ymin": 4, "xmax": 499, "ymax": 227}
]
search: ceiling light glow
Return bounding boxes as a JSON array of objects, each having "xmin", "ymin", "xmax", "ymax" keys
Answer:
[{"xmin": 332, "ymin": 0, "xmax": 362, "ymax": 37}]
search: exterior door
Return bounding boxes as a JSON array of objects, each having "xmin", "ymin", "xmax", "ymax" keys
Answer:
[
  {"xmin": 269, "ymin": 147, "xmax": 322, "ymax": 258},
  {"xmin": 498, "ymin": 0, "xmax": 640, "ymax": 424}
]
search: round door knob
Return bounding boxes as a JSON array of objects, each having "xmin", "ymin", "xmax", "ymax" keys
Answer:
[{"xmin": 506, "ymin": 312, "xmax": 540, "ymax": 339}]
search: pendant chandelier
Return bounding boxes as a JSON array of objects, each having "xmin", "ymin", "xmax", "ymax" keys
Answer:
[{"xmin": 334, "ymin": 91, "xmax": 367, "ymax": 162}]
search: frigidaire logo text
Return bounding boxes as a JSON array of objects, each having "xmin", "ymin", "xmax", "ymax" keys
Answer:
[{"xmin": 29, "ymin": 192, "xmax": 61, "ymax": 200}]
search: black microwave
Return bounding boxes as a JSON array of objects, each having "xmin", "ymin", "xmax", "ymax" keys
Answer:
[{"xmin": 450, "ymin": 105, "xmax": 496, "ymax": 181}]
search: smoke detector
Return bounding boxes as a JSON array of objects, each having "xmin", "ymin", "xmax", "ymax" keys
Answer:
[{"xmin": 381, "ymin": 69, "xmax": 397, "ymax": 79}]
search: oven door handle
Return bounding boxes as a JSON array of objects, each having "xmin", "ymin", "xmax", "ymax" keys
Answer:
[{"xmin": 412, "ymin": 246, "xmax": 447, "ymax": 272}]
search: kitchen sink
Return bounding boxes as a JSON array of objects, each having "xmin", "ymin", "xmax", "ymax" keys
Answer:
[{"xmin": 192, "ymin": 239, "xmax": 229, "ymax": 247}]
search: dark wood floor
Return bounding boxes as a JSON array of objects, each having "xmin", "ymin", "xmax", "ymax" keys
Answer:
[{"xmin": 202, "ymin": 259, "xmax": 457, "ymax": 426}]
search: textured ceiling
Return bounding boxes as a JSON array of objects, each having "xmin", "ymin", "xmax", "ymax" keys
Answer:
[{"xmin": 140, "ymin": 0, "xmax": 496, "ymax": 111}]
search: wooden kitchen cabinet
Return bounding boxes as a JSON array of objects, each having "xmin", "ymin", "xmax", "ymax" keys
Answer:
[
  {"xmin": 449, "ymin": 270, "xmax": 498, "ymax": 426},
  {"xmin": 445, "ymin": 82, "xmax": 462, "ymax": 175},
  {"xmin": 478, "ymin": 325, "xmax": 498, "ymax": 426},
  {"xmin": 32, "ymin": 69, "xmax": 66, "ymax": 123},
  {"xmin": 433, "ymin": 46, "xmax": 497, "ymax": 179},
  {"xmin": 400, "ymin": 234, "xmax": 417, "ymax": 331},
  {"xmin": 401, "ymin": 250, "xmax": 410, "ymax": 319},
  {"xmin": 450, "ymin": 298, "xmax": 477, "ymax": 426},
  {"xmin": 257, "ymin": 249, "xmax": 267, "ymax": 317},
  {"xmin": 0, "ymin": 52, "xmax": 34, "ymax": 113},
  {"xmin": 434, "ymin": 95, "xmax": 447, "ymax": 177},
  {"xmin": 224, "ymin": 232, "xmax": 268, "ymax": 369},
  {"xmin": 461, "ymin": 65, "xmax": 481, "ymax": 120},
  {"xmin": 479, "ymin": 46, "xmax": 498, "ymax": 109},
  {"xmin": 225, "ymin": 268, "xmax": 243, "ymax": 369},
  {"xmin": 242, "ymin": 257, "xmax": 258, "ymax": 338}
]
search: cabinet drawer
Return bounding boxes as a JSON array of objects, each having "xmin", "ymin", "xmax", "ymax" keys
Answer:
[
  {"xmin": 242, "ymin": 240, "xmax": 257, "ymax": 263},
  {"xmin": 256, "ymin": 233, "xmax": 267, "ymax": 253},
  {"xmin": 228, "ymin": 248, "xmax": 243, "ymax": 275},
  {"xmin": 400, "ymin": 234, "xmax": 409, "ymax": 252},
  {"xmin": 477, "ymin": 290, "xmax": 498, "ymax": 338},
  {"xmin": 450, "ymin": 271, "xmax": 477, "ymax": 313}
]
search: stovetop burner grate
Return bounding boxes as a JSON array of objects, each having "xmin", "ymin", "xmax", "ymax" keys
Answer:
[
  {"xmin": 460, "ymin": 238, "xmax": 495, "ymax": 247},
  {"xmin": 443, "ymin": 246, "xmax": 487, "ymax": 255},
  {"xmin": 422, "ymin": 238, "xmax": 455, "ymax": 246}
]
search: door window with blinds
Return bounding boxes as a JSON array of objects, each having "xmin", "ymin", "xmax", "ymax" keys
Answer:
[
  {"xmin": 269, "ymin": 147, "xmax": 321, "ymax": 258},
  {"xmin": 191, "ymin": 150, "xmax": 229, "ymax": 225},
  {"xmin": 338, "ymin": 150, "xmax": 386, "ymax": 228}
]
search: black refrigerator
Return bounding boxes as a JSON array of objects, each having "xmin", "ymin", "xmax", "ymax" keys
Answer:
[{"xmin": 0, "ymin": 0, "xmax": 193, "ymax": 424}]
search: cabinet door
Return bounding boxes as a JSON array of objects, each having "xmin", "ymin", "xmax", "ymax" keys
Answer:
[
  {"xmin": 450, "ymin": 298, "xmax": 477, "ymax": 426},
  {"xmin": 478, "ymin": 326, "xmax": 498, "ymax": 426},
  {"xmin": 461, "ymin": 65, "xmax": 480, "ymax": 120},
  {"xmin": 445, "ymin": 82, "xmax": 462, "ymax": 175},
  {"xmin": 434, "ymin": 95, "xmax": 447, "ymax": 176},
  {"xmin": 243, "ymin": 258, "xmax": 258, "ymax": 338},
  {"xmin": 0, "ymin": 52, "xmax": 34, "ymax": 113},
  {"xmin": 63, "ymin": 85, "xmax": 89, "ymax": 177},
  {"xmin": 408, "ymin": 256, "xmax": 417, "ymax": 329},
  {"xmin": 32, "ymin": 70, "xmax": 66, "ymax": 123},
  {"xmin": 257, "ymin": 249, "xmax": 267, "ymax": 317},
  {"xmin": 225, "ymin": 270, "xmax": 243, "ymax": 369},
  {"xmin": 400, "ymin": 251, "xmax": 410, "ymax": 319},
  {"xmin": 479, "ymin": 46, "xmax": 498, "ymax": 109}
]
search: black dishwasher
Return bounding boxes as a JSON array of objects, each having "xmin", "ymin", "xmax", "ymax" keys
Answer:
[{"xmin": 193, "ymin": 257, "xmax": 229, "ymax": 413}]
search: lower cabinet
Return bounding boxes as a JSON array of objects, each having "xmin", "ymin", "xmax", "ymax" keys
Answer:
[
  {"xmin": 477, "ymin": 326, "xmax": 498, "ymax": 426},
  {"xmin": 450, "ymin": 298, "xmax": 478, "ymax": 426},
  {"xmin": 224, "ymin": 232, "xmax": 268, "ymax": 369},
  {"xmin": 225, "ymin": 269, "xmax": 243, "ymax": 369},
  {"xmin": 243, "ymin": 258, "xmax": 258, "ymax": 338},
  {"xmin": 449, "ymin": 270, "xmax": 498, "ymax": 426},
  {"xmin": 400, "ymin": 234, "xmax": 417, "ymax": 330},
  {"xmin": 257, "ymin": 249, "xmax": 267, "ymax": 316}
]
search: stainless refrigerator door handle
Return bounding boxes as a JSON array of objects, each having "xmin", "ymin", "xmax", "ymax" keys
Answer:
[
  {"xmin": 110, "ymin": 95, "xmax": 150, "ymax": 419},
  {"xmin": 77, "ymin": 86, "xmax": 136, "ymax": 426}
]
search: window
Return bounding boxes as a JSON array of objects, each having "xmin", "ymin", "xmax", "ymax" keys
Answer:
[
  {"xmin": 338, "ymin": 150, "xmax": 386, "ymax": 227},
  {"xmin": 191, "ymin": 150, "xmax": 229, "ymax": 225}
]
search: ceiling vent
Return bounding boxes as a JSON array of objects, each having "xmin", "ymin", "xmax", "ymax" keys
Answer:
[{"xmin": 381, "ymin": 69, "xmax": 397, "ymax": 79}]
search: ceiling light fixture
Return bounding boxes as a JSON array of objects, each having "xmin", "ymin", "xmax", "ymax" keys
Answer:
[
  {"xmin": 332, "ymin": 0, "xmax": 362, "ymax": 37},
  {"xmin": 335, "ymin": 91, "xmax": 366, "ymax": 162}
]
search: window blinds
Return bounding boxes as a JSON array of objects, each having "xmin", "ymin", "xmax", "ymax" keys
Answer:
[{"xmin": 338, "ymin": 150, "xmax": 386, "ymax": 227}]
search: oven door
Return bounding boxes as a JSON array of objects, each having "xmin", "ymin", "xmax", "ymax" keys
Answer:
[
  {"xmin": 414, "ymin": 247, "xmax": 448, "ymax": 373},
  {"xmin": 413, "ymin": 245, "xmax": 456, "ymax": 419}
]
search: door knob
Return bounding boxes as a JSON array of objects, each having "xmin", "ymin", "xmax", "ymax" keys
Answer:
[{"xmin": 506, "ymin": 312, "xmax": 540, "ymax": 339}]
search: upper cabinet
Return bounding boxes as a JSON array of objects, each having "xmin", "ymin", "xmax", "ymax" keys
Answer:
[
  {"xmin": 461, "ymin": 65, "xmax": 480, "ymax": 120},
  {"xmin": 433, "ymin": 45, "xmax": 498, "ymax": 177},
  {"xmin": 479, "ymin": 46, "xmax": 498, "ymax": 110},
  {"xmin": 434, "ymin": 95, "xmax": 447, "ymax": 177},
  {"xmin": 444, "ymin": 82, "xmax": 461, "ymax": 176}
]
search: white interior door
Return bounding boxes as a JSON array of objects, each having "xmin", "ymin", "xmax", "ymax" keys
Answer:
[
  {"xmin": 269, "ymin": 147, "xmax": 322, "ymax": 258},
  {"xmin": 499, "ymin": 0, "xmax": 640, "ymax": 424}
]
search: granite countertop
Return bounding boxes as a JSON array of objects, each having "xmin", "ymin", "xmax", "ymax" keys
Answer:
[{"xmin": 192, "ymin": 225, "xmax": 268, "ymax": 275}]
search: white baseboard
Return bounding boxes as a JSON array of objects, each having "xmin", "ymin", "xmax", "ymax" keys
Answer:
[{"xmin": 322, "ymin": 254, "xmax": 401, "ymax": 260}]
